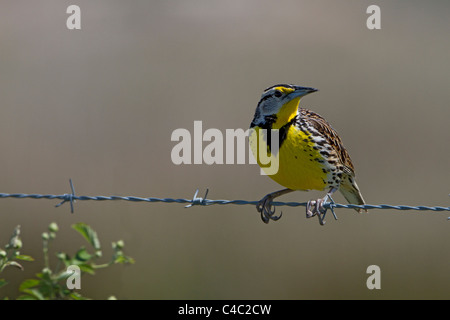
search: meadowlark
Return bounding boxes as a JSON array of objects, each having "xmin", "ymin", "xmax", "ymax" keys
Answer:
[{"xmin": 249, "ymin": 84, "xmax": 367, "ymax": 225}]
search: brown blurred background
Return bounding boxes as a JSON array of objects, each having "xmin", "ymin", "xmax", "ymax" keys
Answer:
[{"xmin": 0, "ymin": 0, "xmax": 449, "ymax": 299}]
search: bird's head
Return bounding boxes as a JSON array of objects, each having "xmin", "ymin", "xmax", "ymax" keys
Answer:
[{"xmin": 252, "ymin": 84, "xmax": 318, "ymax": 127}]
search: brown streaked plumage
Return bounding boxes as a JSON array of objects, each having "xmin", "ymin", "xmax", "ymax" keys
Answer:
[
  {"xmin": 299, "ymin": 108, "xmax": 366, "ymax": 215},
  {"xmin": 300, "ymin": 108, "xmax": 354, "ymax": 173}
]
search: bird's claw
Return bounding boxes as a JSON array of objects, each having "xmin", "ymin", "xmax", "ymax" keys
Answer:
[
  {"xmin": 306, "ymin": 198, "xmax": 327, "ymax": 225},
  {"xmin": 306, "ymin": 193, "xmax": 338, "ymax": 226},
  {"xmin": 257, "ymin": 195, "xmax": 283, "ymax": 224}
]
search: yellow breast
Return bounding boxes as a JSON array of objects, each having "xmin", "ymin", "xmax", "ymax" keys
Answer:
[{"xmin": 250, "ymin": 125, "xmax": 327, "ymax": 191}]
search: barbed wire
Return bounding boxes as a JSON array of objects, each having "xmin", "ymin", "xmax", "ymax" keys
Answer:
[{"xmin": 0, "ymin": 180, "xmax": 449, "ymax": 222}]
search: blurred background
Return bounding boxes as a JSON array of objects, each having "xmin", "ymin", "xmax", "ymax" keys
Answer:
[{"xmin": 0, "ymin": 0, "xmax": 449, "ymax": 299}]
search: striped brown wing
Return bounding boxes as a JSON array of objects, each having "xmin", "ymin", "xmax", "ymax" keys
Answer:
[{"xmin": 301, "ymin": 108, "xmax": 355, "ymax": 175}]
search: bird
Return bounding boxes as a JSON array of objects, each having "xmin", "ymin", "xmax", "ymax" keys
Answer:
[{"xmin": 249, "ymin": 84, "xmax": 367, "ymax": 225}]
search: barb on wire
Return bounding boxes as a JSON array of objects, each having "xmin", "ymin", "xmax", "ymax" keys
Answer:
[
  {"xmin": 320, "ymin": 194, "xmax": 338, "ymax": 225},
  {"xmin": 55, "ymin": 179, "xmax": 76, "ymax": 213},
  {"xmin": 0, "ymin": 180, "xmax": 449, "ymax": 223},
  {"xmin": 185, "ymin": 189, "xmax": 210, "ymax": 208}
]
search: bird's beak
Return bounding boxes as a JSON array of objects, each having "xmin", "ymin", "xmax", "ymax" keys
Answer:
[{"xmin": 288, "ymin": 86, "xmax": 318, "ymax": 99}]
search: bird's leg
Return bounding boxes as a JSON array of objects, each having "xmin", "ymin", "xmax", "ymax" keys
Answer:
[
  {"xmin": 257, "ymin": 189, "xmax": 294, "ymax": 223},
  {"xmin": 306, "ymin": 187, "xmax": 338, "ymax": 225}
]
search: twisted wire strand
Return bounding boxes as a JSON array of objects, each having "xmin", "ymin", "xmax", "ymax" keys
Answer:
[{"xmin": 0, "ymin": 185, "xmax": 448, "ymax": 213}]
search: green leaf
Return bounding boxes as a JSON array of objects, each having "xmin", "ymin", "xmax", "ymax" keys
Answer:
[
  {"xmin": 15, "ymin": 255, "xmax": 34, "ymax": 262},
  {"xmin": 69, "ymin": 292, "xmax": 90, "ymax": 300},
  {"xmin": 114, "ymin": 254, "xmax": 135, "ymax": 265},
  {"xmin": 75, "ymin": 247, "xmax": 92, "ymax": 262},
  {"xmin": 78, "ymin": 263, "xmax": 96, "ymax": 275},
  {"xmin": 19, "ymin": 279, "xmax": 40, "ymax": 291},
  {"xmin": 19, "ymin": 288, "xmax": 45, "ymax": 300},
  {"xmin": 72, "ymin": 223, "xmax": 101, "ymax": 251},
  {"xmin": 56, "ymin": 252, "xmax": 71, "ymax": 266},
  {"xmin": 16, "ymin": 294, "xmax": 37, "ymax": 300},
  {"xmin": 0, "ymin": 279, "xmax": 7, "ymax": 288},
  {"xmin": 5, "ymin": 261, "xmax": 23, "ymax": 270},
  {"xmin": 37, "ymin": 268, "xmax": 52, "ymax": 282}
]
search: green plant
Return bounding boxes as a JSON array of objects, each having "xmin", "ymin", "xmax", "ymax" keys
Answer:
[
  {"xmin": 1, "ymin": 223, "xmax": 134, "ymax": 300},
  {"xmin": 0, "ymin": 225, "xmax": 34, "ymax": 291}
]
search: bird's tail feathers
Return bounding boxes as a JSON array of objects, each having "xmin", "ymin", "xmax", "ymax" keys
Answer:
[{"xmin": 339, "ymin": 177, "xmax": 368, "ymax": 213}]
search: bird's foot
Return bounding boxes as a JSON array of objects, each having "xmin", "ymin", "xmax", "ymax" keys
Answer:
[
  {"xmin": 306, "ymin": 198, "xmax": 327, "ymax": 225},
  {"xmin": 257, "ymin": 194, "xmax": 282, "ymax": 224},
  {"xmin": 306, "ymin": 193, "xmax": 338, "ymax": 226}
]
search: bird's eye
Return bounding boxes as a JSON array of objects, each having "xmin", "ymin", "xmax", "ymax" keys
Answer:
[{"xmin": 274, "ymin": 91, "xmax": 282, "ymax": 98}]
